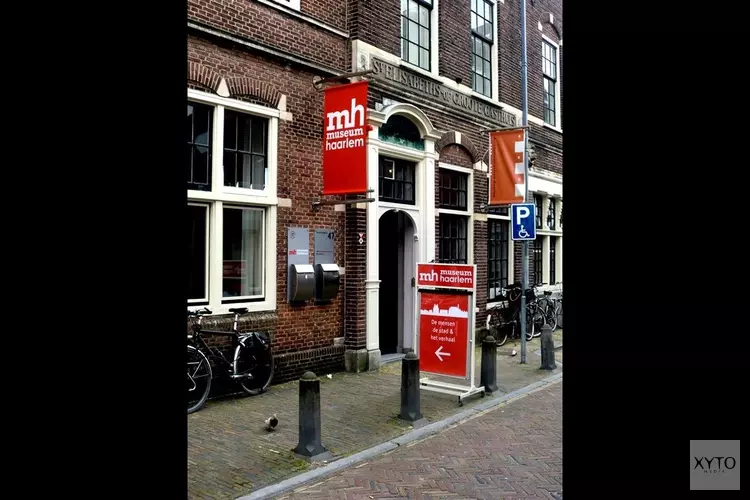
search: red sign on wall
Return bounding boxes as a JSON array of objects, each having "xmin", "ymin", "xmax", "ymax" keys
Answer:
[
  {"xmin": 416, "ymin": 263, "xmax": 475, "ymax": 290},
  {"xmin": 419, "ymin": 292, "xmax": 469, "ymax": 378},
  {"xmin": 322, "ymin": 81, "xmax": 369, "ymax": 195}
]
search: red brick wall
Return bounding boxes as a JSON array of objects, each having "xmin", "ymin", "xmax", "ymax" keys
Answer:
[
  {"xmin": 344, "ymin": 206, "xmax": 367, "ymax": 351},
  {"xmin": 188, "ymin": 0, "xmax": 349, "ymax": 71},
  {"xmin": 439, "ymin": 0, "xmax": 472, "ymax": 84},
  {"xmin": 188, "ymin": 34, "xmax": 348, "ymax": 382},
  {"xmin": 473, "ymin": 170, "xmax": 489, "ymax": 329},
  {"xmin": 349, "ymin": 0, "xmax": 401, "ymax": 57},
  {"xmin": 300, "ymin": 0, "xmax": 347, "ymax": 30}
]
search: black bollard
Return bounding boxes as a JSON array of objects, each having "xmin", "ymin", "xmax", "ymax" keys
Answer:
[
  {"xmin": 399, "ymin": 352, "xmax": 423, "ymax": 422},
  {"xmin": 540, "ymin": 324, "xmax": 557, "ymax": 370},
  {"xmin": 294, "ymin": 371, "xmax": 330, "ymax": 461},
  {"xmin": 480, "ymin": 335, "xmax": 499, "ymax": 394}
]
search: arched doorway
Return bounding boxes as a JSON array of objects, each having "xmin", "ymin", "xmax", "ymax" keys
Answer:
[{"xmin": 378, "ymin": 210, "xmax": 416, "ymax": 355}]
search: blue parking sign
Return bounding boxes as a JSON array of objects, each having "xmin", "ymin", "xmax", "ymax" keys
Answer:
[{"xmin": 511, "ymin": 203, "xmax": 536, "ymax": 241}]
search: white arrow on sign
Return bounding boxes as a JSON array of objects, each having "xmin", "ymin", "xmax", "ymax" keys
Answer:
[{"xmin": 435, "ymin": 345, "xmax": 451, "ymax": 362}]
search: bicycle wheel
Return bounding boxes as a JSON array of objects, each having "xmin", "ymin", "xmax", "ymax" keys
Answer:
[
  {"xmin": 187, "ymin": 345, "xmax": 212, "ymax": 414},
  {"xmin": 534, "ymin": 304, "xmax": 547, "ymax": 337},
  {"xmin": 526, "ymin": 304, "xmax": 546, "ymax": 339},
  {"xmin": 534, "ymin": 298, "xmax": 556, "ymax": 334},
  {"xmin": 236, "ymin": 339, "xmax": 274, "ymax": 396},
  {"xmin": 488, "ymin": 311, "xmax": 509, "ymax": 346},
  {"xmin": 542, "ymin": 301, "xmax": 558, "ymax": 332}
]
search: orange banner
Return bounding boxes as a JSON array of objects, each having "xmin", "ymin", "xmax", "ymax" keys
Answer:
[{"xmin": 488, "ymin": 128, "xmax": 526, "ymax": 205}]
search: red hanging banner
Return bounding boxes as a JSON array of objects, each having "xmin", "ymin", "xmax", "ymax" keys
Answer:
[
  {"xmin": 321, "ymin": 81, "xmax": 369, "ymax": 195},
  {"xmin": 488, "ymin": 128, "xmax": 526, "ymax": 205}
]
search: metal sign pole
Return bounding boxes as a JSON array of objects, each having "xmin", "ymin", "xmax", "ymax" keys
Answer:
[{"xmin": 519, "ymin": 0, "xmax": 529, "ymax": 364}]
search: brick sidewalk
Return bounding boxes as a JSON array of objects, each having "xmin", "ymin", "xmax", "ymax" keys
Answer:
[
  {"xmin": 188, "ymin": 334, "xmax": 563, "ymax": 499},
  {"xmin": 279, "ymin": 380, "xmax": 563, "ymax": 499}
]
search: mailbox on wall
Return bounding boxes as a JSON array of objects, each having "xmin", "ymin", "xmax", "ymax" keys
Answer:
[
  {"xmin": 287, "ymin": 227, "xmax": 311, "ymax": 304},
  {"xmin": 315, "ymin": 263, "xmax": 340, "ymax": 303},
  {"xmin": 289, "ymin": 264, "xmax": 315, "ymax": 303}
]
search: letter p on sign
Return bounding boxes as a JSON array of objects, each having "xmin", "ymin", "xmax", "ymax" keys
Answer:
[{"xmin": 515, "ymin": 206, "xmax": 529, "ymax": 221}]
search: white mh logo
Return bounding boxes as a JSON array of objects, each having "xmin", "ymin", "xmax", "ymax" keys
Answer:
[{"xmin": 326, "ymin": 98, "xmax": 365, "ymax": 131}]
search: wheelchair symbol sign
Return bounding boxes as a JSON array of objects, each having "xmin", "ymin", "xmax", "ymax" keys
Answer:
[{"xmin": 511, "ymin": 203, "xmax": 536, "ymax": 241}]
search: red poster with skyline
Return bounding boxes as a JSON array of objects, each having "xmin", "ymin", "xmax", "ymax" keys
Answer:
[{"xmin": 419, "ymin": 292, "xmax": 469, "ymax": 378}]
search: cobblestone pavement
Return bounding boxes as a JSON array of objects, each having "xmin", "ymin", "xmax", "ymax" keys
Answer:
[
  {"xmin": 279, "ymin": 380, "xmax": 562, "ymax": 499},
  {"xmin": 188, "ymin": 332, "xmax": 562, "ymax": 499}
]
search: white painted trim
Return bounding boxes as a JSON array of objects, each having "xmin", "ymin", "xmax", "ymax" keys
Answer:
[
  {"xmin": 437, "ymin": 162, "xmax": 473, "ymax": 175},
  {"xmin": 188, "ymin": 89, "xmax": 281, "ymax": 118},
  {"xmin": 188, "ymin": 202, "xmax": 210, "ymax": 303},
  {"xmin": 372, "ymin": 139, "xmax": 429, "ymax": 162},
  {"xmin": 369, "ymin": 102, "xmax": 440, "ymax": 140},
  {"xmin": 432, "ymin": 0, "xmax": 440, "ymax": 76},
  {"xmin": 541, "ymin": 34, "xmax": 562, "ymax": 130},
  {"xmin": 542, "ymin": 234, "xmax": 550, "ymax": 285},
  {"xmin": 257, "ymin": 0, "xmax": 349, "ymax": 38},
  {"xmin": 188, "ymin": 190, "xmax": 279, "ymax": 206},
  {"xmin": 556, "ymin": 237, "xmax": 563, "ymax": 284},
  {"xmin": 219, "ymin": 205, "xmax": 266, "ymax": 302},
  {"xmin": 378, "ymin": 200, "xmax": 417, "ymax": 211},
  {"xmin": 528, "ymin": 175, "xmax": 562, "ymax": 199},
  {"xmin": 529, "ymin": 168, "xmax": 563, "ymax": 183},
  {"xmin": 491, "ymin": 0, "xmax": 499, "ymax": 100},
  {"xmin": 437, "ymin": 208, "xmax": 471, "ymax": 217},
  {"xmin": 487, "ymin": 214, "xmax": 510, "ymax": 221},
  {"xmin": 266, "ymin": 0, "xmax": 299, "ymax": 11}
]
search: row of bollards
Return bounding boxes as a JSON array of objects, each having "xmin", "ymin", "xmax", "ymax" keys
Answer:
[{"xmin": 294, "ymin": 325, "xmax": 556, "ymax": 461}]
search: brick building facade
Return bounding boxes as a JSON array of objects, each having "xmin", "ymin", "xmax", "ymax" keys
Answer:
[{"xmin": 186, "ymin": 0, "xmax": 562, "ymax": 384}]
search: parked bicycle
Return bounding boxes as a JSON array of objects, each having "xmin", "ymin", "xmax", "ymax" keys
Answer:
[
  {"xmin": 187, "ymin": 307, "xmax": 274, "ymax": 414},
  {"xmin": 486, "ymin": 284, "xmax": 546, "ymax": 347},
  {"xmin": 534, "ymin": 282, "xmax": 562, "ymax": 331}
]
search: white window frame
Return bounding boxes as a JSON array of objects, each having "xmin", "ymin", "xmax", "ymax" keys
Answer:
[
  {"xmin": 541, "ymin": 35, "xmax": 561, "ymax": 131},
  {"xmin": 188, "ymin": 202, "xmax": 210, "ymax": 304},
  {"xmin": 486, "ymin": 211, "xmax": 514, "ymax": 305},
  {"xmin": 400, "ymin": 0, "xmax": 440, "ymax": 77},
  {"xmin": 534, "ymin": 195, "xmax": 563, "ymax": 290},
  {"xmin": 470, "ymin": 0, "xmax": 499, "ymax": 100},
  {"xmin": 187, "ymin": 89, "xmax": 279, "ymax": 315},
  {"xmin": 436, "ymin": 163, "xmax": 473, "ymax": 264},
  {"xmin": 268, "ymin": 0, "xmax": 300, "ymax": 12}
]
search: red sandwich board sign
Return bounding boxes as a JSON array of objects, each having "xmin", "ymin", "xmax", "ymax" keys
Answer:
[{"xmin": 415, "ymin": 263, "xmax": 484, "ymax": 405}]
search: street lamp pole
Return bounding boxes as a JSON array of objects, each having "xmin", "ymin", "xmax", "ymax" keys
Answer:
[{"xmin": 519, "ymin": 0, "xmax": 529, "ymax": 364}]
